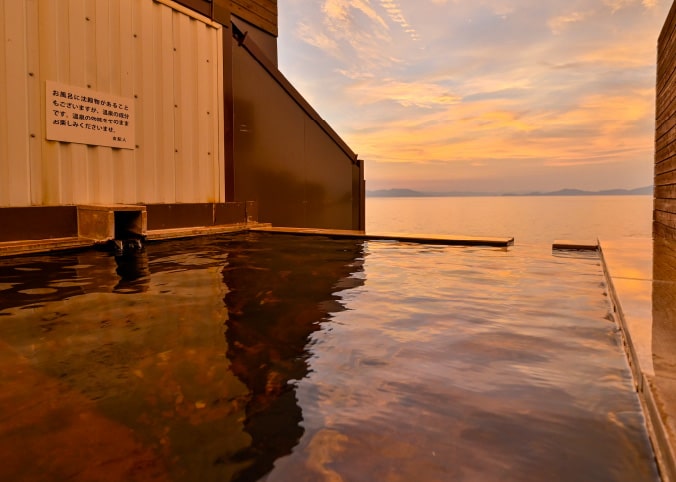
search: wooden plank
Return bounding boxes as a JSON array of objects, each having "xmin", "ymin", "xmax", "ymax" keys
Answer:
[
  {"xmin": 552, "ymin": 240, "xmax": 598, "ymax": 251},
  {"xmin": 173, "ymin": 0, "xmax": 211, "ymax": 18},
  {"xmin": 212, "ymin": 0, "xmax": 230, "ymax": 25},
  {"xmin": 655, "ymin": 89, "xmax": 676, "ymax": 137},
  {"xmin": 656, "ymin": 169, "xmax": 676, "ymax": 187},
  {"xmin": 658, "ymin": 0, "xmax": 676, "ymax": 48},
  {"xmin": 657, "ymin": 6, "xmax": 676, "ymax": 98},
  {"xmin": 231, "ymin": 0, "xmax": 277, "ymax": 36},
  {"xmin": 655, "ymin": 136, "xmax": 676, "ymax": 166},
  {"xmin": 655, "ymin": 119, "xmax": 676, "ymax": 154},
  {"xmin": 233, "ymin": 0, "xmax": 276, "ymax": 16},
  {"xmin": 654, "ymin": 220, "xmax": 676, "ymax": 240},
  {"xmin": 655, "ymin": 184, "xmax": 676, "ymax": 200},
  {"xmin": 656, "ymin": 64, "xmax": 676, "ymax": 123},
  {"xmin": 657, "ymin": 11, "xmax": 676, "ymax": 98},
  {"xmin": 655, "ymin": 198, "xmax": 676, "ymax": 215},
  {"xmin": 656, "ymin": 153, "xmax": 676, "ymax": 176},
  {"xmin": 657, "ymin": 42, "xmax": 676, "ymax": 98},
  {"xmin": 655, "ymin": 210, "xmax": 676, "ymax": 231}
]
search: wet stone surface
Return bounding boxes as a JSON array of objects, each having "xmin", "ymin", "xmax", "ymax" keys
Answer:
[{"xmin": 0, "ymin": 233, "xmax": 660, "ymax": 481}]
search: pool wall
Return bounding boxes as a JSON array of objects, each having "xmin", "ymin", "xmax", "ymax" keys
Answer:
[{"xmin": 600, "ymin": 237, "xmax": 676, "ymax": 482}]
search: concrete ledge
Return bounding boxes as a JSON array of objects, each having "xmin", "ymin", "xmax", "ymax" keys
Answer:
[
  {"xmin": 77, "ymin": 204, "xmax": 147, "ymax": 242},
  {"xmin": 249, "ymin": 226, "xmax": 515, "ymax": 247}
]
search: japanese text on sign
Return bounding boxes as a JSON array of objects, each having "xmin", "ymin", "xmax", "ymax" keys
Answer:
[{"xmin": 45, "ymin": 80, "xmax": 135, "ymax": 149}]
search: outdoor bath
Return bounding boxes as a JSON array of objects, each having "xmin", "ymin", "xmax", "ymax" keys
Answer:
[{"xmin": 0, "ymin": 232, "xmax": 659, "ymax": 481}]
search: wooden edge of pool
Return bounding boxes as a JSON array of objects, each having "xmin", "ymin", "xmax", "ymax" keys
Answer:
[
  {"xmin": 249, "ymin": 226, "xmax": 515, "ymax": 247},
  {"xmin": 0, "ymin": 224, "xmax": 514, "ymax": 256},
  {"xmin": 0, "ymin": 237, "xmax": 95, "ymax": 257},
  {"xmin": 552, "ymin": 240, "xmax": 600, "ymax": 251},
  {"xmin": 598, "ymin": 240, "xmax": 676, "ymax": 482}
]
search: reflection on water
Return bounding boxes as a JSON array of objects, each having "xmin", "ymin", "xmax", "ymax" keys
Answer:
[
  {"xmin": 221, "ymin": 235, "xmax": 365, "ymax": 480},
  {"xmin": 0, "ymin": 234, "xmax": 658, "ymax": 481}
]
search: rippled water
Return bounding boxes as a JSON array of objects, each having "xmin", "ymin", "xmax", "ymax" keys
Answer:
[{"xmin": 0, "ymin": 233, "xmax": 658, "ymax": 481}]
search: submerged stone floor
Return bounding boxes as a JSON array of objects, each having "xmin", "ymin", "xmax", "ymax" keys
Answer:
[{"xmin": 600, "ymin": 236, "xmax": 676, "ymax": 481}]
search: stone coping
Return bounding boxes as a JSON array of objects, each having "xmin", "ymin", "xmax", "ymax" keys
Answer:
[
  {"xmin": 0, "ymin": 224, "xmax": 262, "ymax": 257},
  {"xmin": 0, "ymin": 224, "xmax": 514, "ymax": 257},
  {"xmin": 249, "ymin": 226, "xmax": 515, "ymax": 247},
  {"xmin": 599, "ymin": 237, "xmax": 676, "ymax": 482}
]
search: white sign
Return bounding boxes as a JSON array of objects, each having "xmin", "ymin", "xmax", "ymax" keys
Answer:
[{"xmin": 45, "ymin": 80, "xmax": 135, "ymax": 150}]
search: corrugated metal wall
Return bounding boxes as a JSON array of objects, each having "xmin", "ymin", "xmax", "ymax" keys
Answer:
[
  {"xmin": 0, "ymin": 0, "xmax": 225, "ymax": 207},
  {"xmin": 656, "ymin": 1, "xmax": 676, "ymax": 239}
]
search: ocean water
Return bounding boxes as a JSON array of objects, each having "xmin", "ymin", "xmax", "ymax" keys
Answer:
[
  {"xmin": 0, "ymin": 230, "xmax": 658, "ymax": 481},
  {"xmin": 366, "ymin": 195, "xmax": 653, "ymax": 244}
]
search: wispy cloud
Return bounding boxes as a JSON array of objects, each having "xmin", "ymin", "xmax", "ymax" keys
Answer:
[
  {"xmin": 548, "ymin": 11, "xmax": 594, "ymax": 35},
  {"xmin": 347, "ymin": 78, "xmax": 461, "ymax": 108},
  {"xmin": 279, "ymin": 0, "xmax": 672, "ymax": 191},
  {"xmin": 378, "ymin": 0, "xmax": 420, "ymax": 40}
]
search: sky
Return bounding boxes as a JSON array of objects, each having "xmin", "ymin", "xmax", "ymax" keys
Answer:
[{"xmin": 277, "ymin": 0, "xmax": 673, "ymax": 193}]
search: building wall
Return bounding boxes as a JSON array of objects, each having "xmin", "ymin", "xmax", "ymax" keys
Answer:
[
  {"xmin": 232, "ymin": 31, "xmax": 364, "ymax": 230},
  {"xmin": 0, "ymin": 0, "xmax": 225, "ymax": 208},
  {"xmin": 656, "ymin": 1, "xmax": 676, "ymax": 239}
]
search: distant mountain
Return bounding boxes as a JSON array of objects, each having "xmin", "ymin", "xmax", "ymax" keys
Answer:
[
  {"xmin": 509, "ymin": 186, "xmax": 654, "ymax": 196},
  {"xmin": 366, "ymin": 189, "xmax": 494, "ymax": 197},
  {"xmin": 366, "ymin": 186, "xmax": 653, "ymax": 198},
  {"xmin": 367, "ymin": 189, "xmax": 429, "ymax": 197}
]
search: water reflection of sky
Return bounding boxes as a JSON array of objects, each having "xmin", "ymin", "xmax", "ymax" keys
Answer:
[{"xmin": 0, "ymin": 233, "xmax": 659, "ymax": 481}]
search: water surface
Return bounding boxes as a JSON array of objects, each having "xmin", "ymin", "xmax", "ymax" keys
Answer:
[
  {"xmin": 0, "ymin": 233, "xmax": 658, "ymax": 481},
  {"xmin": 366, "ymin": 195, "xmax": 653, "ymax": 244}
]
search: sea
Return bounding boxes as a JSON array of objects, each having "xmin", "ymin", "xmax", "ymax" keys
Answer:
[{"xmin": 365, "ymin": 195, "xmax": 653, "ymax": 245}]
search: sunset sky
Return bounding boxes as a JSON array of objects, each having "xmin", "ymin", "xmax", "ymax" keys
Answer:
[{"xmin": 277, "ymin": 0, "xmax": 673, "ymax": 192}]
